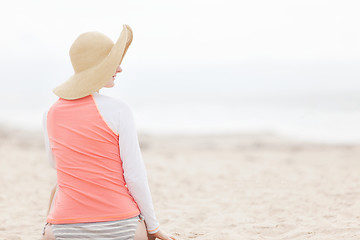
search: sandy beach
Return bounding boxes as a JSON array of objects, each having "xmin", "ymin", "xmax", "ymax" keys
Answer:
[{"xmin": 1, "ymin": 126, "xmax": 360, "ymax": 240}]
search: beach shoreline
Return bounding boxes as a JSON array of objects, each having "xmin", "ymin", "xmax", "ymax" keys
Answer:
[{"xmin": 1, "ymin": 126, "xmax": 360, "ymax": 239}]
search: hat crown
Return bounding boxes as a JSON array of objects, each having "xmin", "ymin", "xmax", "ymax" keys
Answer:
[
  {"xmin": 53, "ymin": 25, "xmax": 132, "ymax": 100},
  {"xmin": 69, "ymin": 32, "xmax": 114, "ymax": 73}
]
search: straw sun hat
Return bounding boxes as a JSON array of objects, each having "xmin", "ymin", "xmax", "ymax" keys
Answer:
[{"xmin": 52, "ymin": 24, "xmax": 133, "ymax": 100}]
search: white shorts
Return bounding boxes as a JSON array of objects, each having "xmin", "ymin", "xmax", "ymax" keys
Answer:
[{"xmin": 45, "ymin": 214, "xmax": 144, "ymax": 240}]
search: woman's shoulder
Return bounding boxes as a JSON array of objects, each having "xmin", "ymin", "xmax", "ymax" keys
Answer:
[
  {"xmin": 92, "ymin": 93, "xmax": 136, "ymax": 134},
  {"xmin": 92, "ymin": 92, "xmax": 136, "ymax": 123},
  {"xmin": 92, "ymin": 92, "xmax": 132, "ymax": 111}
]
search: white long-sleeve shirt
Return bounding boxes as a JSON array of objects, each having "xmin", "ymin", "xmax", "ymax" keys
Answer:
[{"xmin": 42, "ymin": 91, "xmax": 160, "ymax": 233}]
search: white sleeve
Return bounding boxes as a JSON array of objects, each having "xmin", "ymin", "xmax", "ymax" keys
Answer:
[
  {"xmin": 43, "ymin": 110, "xmax": 56, "ymax": 169},
  {"xmin": 119, "ymin": 105, "xmax": 160, "ymax": 234}
]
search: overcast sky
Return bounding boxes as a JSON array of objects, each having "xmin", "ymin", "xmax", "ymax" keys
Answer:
[
  {"xmin": 1, "ymin": 0, "xmax": 360, "ymax": 141},
  {"xmin": 2, "ymin": 0, "xmax": 360, "ymax": 63},
  {"xmin": 1, "ymin": 0, "xmax": 360, "ymax": 100}
]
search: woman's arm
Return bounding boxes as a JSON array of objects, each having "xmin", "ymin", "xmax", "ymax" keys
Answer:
[
  {"xmin": 47, "ymin": 183, "xmax": 57, "ymax": 216},
  {"xmin": 119, "ymin": 110, "xmax": 176, "ymax": 240},
  {"xmin": 118, "ymin": 105, "xmax": 160, "ymax": 234},
  {"xmin": 43, "ymin": 110, "xmax": 57, "ymax": 216},
  {"xmin": 43, "ymin": 110, "xmax": 56, "ymax": 168}
]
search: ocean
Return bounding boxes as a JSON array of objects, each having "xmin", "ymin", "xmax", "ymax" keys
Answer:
[{"xmin": 1, "ymin": 61, "xmax": 360, "ymax": 144}]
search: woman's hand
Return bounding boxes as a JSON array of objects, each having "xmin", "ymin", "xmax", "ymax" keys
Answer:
[{"xmin": 148, "ymin": 229, "xmax": 176, "ymax": 240}]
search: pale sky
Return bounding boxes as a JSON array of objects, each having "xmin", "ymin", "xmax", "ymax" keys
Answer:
[
  {"xmin": 1, "ymin": 0, "xmax": 360, "ymax": 141},
  {"xmin": 2, "ymin": 0, "xmax": 360, "ymax": 64},
  {"xmin": 1, "ymin": 0, "xmax": 360, "ymax": 99}
]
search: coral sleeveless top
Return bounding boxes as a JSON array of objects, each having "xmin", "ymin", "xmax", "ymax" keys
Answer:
[{"xmin": 46, "ymin": 94, "xmax": 140, "ymax": 224}]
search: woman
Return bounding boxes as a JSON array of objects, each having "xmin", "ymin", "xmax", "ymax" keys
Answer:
[{"xmin": 42, "ymin": 25, "xmax": 175, "ymax": 240}]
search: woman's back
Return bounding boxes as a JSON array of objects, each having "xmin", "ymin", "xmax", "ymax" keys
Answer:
[
  {"xmin": 46, "ymin": 93, "xmax": 140, "ymax": 224},
  {"xmin": 42, "ymin": 25, "xmax": 175, "ymax": 239}
]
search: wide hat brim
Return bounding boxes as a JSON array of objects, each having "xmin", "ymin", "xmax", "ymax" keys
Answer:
[{"xmin": 52, "ymin": 24, "xmax": 133, "ymax": 100}]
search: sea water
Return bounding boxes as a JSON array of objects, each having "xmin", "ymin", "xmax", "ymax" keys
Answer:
[{"xmin": 1, "ymin": 62, "xmax": 360, "ymax": 144}]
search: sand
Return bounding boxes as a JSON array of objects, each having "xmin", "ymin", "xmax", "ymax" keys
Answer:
[{"xmin": 1, "ymin": 126, "xmax": 360, "ymax": 240}]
